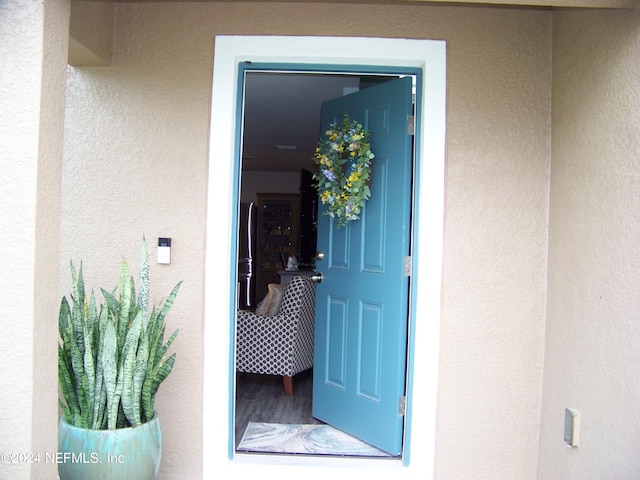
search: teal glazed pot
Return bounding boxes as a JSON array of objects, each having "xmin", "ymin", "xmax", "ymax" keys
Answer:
[{"xmin": 58, "ymin": 415, "xmax": 162, "ymax": 480}]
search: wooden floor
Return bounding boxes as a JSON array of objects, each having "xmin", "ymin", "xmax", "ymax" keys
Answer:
[{"xmin": 234, "ymin": 369, "xmax": 323, "ymax": 449}]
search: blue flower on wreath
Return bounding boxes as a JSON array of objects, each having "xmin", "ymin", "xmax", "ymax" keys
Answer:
[{"xmin": 322, "ymin": 169, "xmax": 335, "ymax": 181}]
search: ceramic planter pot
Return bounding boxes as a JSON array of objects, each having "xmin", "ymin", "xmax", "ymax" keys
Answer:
[{"xmin": 58, "ymin": 414, "xmax": 162, "ymax": 480}]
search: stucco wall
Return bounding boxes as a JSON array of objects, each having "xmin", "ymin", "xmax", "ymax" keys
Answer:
[
  {"xmin": 0, "ymin": 2, "xmax": 43, "ymax": 479},
  {"xmin": 1, "ymin": 0, "xmax": 69, "ymax": 478},
  {"xmin": 539, "ymin": 7, "xmax": 640, "ymax": 479},
  {"xmin": 436, "ymin": 11, "xmax": 551, "ymax": 479},
  {"xmin": 68, "ymin": 1, "xmax": 114, "ymax": 66},
  {"xmin": 63, "ymin": 2, "xmax": 551, "ymax": 479}
]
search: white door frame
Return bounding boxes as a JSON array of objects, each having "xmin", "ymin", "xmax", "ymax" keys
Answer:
[{"xmin": 203, "ymin": 35, "xmax": 446, "ymax": 476}]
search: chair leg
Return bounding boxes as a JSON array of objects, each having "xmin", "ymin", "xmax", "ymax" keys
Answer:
[{"xmin": 282, "ymin": 375, "xmax": 294, "ymax": 395}]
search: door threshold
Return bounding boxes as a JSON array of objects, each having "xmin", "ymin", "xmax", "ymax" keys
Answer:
[{"xmin": 233, "ymin": 451, "xmax": 403, "ymax": 468}]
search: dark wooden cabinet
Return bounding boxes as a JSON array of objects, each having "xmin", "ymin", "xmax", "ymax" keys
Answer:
[{"xmin": 255, "ymin": 194, "xmax": 299, "ymax": 300}]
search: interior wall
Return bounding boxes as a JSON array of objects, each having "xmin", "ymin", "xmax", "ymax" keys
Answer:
[
  {"xmin": 240, "ymin": 171, "xmax": 300, "ymax": 203},
  {"xmin": 63, "ymin": 2, "xmax": 552, "ymax": 479},
  {"xmin": 538, "ymin": 7, "xmax": 640, "ymax": 479}
]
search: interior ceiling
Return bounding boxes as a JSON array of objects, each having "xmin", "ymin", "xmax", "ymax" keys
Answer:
[{"xmin": 242, "ymin": 72, "xmax": 397, "ymax": 172}]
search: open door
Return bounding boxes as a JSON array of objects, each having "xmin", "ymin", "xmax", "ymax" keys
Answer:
[{"xmin": 312, "ymin": 76, "xmax": 414, "ymax": 456}]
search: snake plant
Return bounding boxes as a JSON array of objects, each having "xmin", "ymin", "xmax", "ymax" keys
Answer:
[{"xmin": 58, "ymin": 238, "xmax": 180, "ymax": 429}]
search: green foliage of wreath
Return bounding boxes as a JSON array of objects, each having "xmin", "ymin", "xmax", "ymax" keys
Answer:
[{"xmin": 312, "ymin": 113, "xmax": 375, "ymax": 229}]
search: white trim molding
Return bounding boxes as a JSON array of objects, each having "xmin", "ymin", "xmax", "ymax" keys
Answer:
[{"xmin": 204, "ymin": 35, "xmax": 446, "ymax": 479}]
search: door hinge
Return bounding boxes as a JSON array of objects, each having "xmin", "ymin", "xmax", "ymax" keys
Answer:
[
  {"xmin": 403, "ymin": 256, "xmax": 412, "ymax": 276},
  {"xmin": 407, "ymin": 115, "xmax": 415, "ymax": 135},
  {"xmin": 398, "ymin": 396, "xmax": 407, "ymax": 416}
]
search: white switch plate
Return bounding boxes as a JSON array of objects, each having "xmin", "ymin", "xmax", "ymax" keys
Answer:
[{"xmin": 564, "ymin": 408, "xmax": 580, "ymax": 447}]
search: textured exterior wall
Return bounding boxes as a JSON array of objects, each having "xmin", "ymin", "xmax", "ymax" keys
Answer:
[
  {"xmin": 62, "ymin": 4, "xmax": 211, "ymax": 480},
  {"xmin": 0, "ymin": 0, "xmax": 69, "ymax": 478},
  {"xmin": 33, "ymin": 2, "xmax": 71, "ymax": 478},
  {"xmin": 436, "ymin": 12, "xmax": 551, "ymax": 480},
  {"xmin": 63, "ymin": 2, "xmax": 551, "ymax": 479},
  {"xmin": 538, "ymin": 7, "xmax": 640, "ymax": 479},
  {"xmin": 68, "ymin": 1, "xmax": 114, "ymax": 66},
  {"xmin": 0, "ymin": 2, "xmax": 42, "ymax": 478}
]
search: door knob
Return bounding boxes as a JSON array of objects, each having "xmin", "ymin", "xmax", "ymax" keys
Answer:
[
  {"xmin": 315, "ymin": 251, "xmax": 325, "ymax": 261},
  {"xmin": 311, "ymin": 272, "xmax": 323, "ymax": 284}
]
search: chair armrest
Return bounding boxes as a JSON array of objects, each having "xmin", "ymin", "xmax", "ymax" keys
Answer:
[
  {"xmin": 235, "ymin": 310, "xmax": 299, "ymax": 376},
  {"xmin": 236, "ymin": 310, "xmax": 296, "ymax": 331},
  {"xmin": 236, "ymin": 310, "xmax": 298, "ymax": 347}
]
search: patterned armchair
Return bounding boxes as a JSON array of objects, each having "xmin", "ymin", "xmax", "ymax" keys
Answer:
[{"xmin": 235, "ymin": 276, "xmax": 316, "ymax": 395}]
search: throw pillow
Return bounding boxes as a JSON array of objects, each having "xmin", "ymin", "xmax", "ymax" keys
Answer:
[
  {"xmin": 263, "ymin": 283, "xmax": 287, "ymax": 316},
  {"xmin": 255, "ymin": 292, "xmax": 270, "ymax": 315}
]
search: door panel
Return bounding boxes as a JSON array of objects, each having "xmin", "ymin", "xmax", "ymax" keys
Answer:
[
  {"xmin": 326, "ymin": 295, "xmax": 348, "ymax": 387},
  {"xmin": 362, "ymin": 156, "xmax": 388, "ymax": 272},
  {"xmin": 358, "ymin": 300, "xmax": 383, "ymax": 400},
  {"xmin": 312, "ymin": 76, "xmax": 413, "ymax": 456},
  {"xmin": 329, "ymin": 226, "xmax": 349, "ymax": 269}
]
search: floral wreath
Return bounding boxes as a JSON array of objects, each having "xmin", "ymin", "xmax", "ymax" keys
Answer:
[{"xmin": 312, "ymin": 113, "xmax": 375, "ymax": 228}]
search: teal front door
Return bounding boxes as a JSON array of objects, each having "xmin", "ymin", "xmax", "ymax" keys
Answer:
[{"xmin": 312, "ymin": 76, "xmax": 414, "ymax": 456}]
